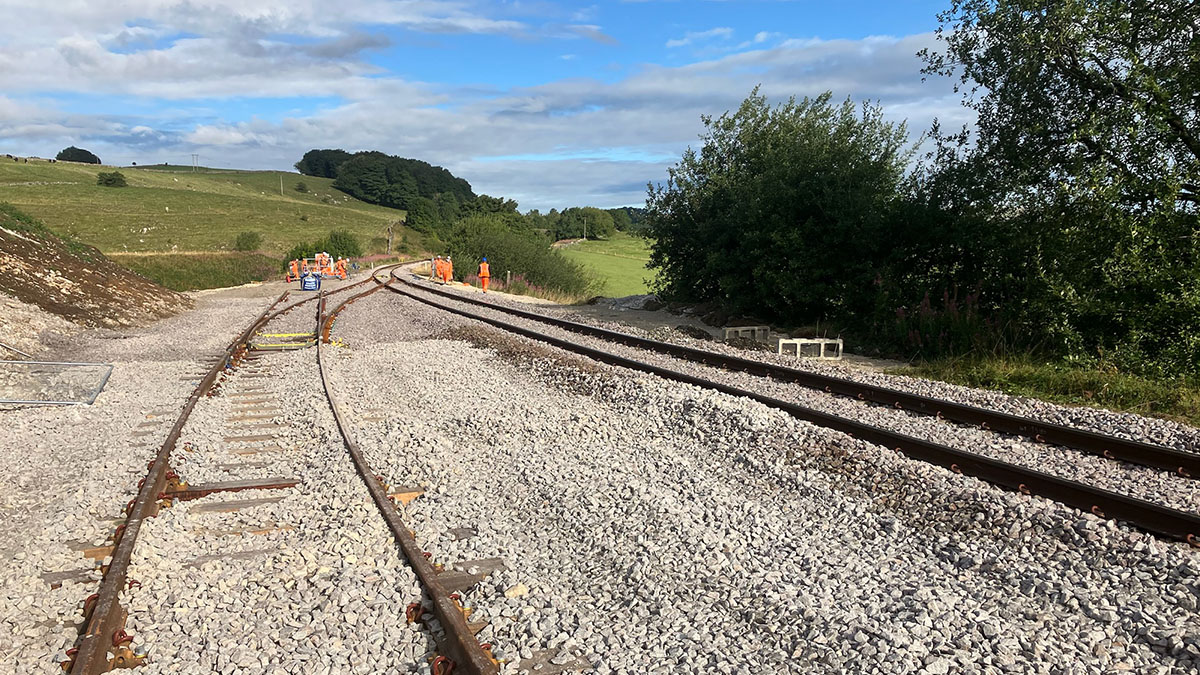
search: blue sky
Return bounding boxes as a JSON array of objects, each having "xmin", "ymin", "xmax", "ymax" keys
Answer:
[{"xmin": 0, "ymin": 1, "xmax": 966, "ymax": 211}]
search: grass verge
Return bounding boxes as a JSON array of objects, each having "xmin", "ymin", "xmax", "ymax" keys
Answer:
[
  {"xmin": 560, "ymin": 232, "xmax": 654, "ymax": 297},
  {"xmin": 892, "ymin": 355, "xmax": 1200, "ymax": 427},
  {"xmin": 111, "ymin": 251, "xmax": 281, "ymax": 291}
]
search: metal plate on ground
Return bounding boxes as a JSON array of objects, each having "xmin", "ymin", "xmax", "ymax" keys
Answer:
[{"xmin": 0, "ymin": 360, "xmax": 114, "ymax": 405}]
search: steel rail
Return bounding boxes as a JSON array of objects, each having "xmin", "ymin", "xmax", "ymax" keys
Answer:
[
  {"xmin": 385, "ymin": 281, "xmax": 1200, "ymax": 545},
  {"xmin": 261, "ymin": 278, "xmax": 359, "ymax": 324},
  {"xmin": 318, "ymin": 273, "xmax": 499, "ymax": 675},
  {"xmin": 67, "ymin": 290, "xmax": 290, "ymax": 674},
  {"xmin": 392, "ymin": 270, "xmax": 1200, "ymax": 479}
]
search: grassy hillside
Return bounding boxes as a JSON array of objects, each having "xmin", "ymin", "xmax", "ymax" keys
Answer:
[
  {"xmin": 0, "ymin": 158, "xmax": 418, "ymax": 255},
  {"xmin": 109, "ymin": 251, "xmax": 283, "ymax": 292},
  {"xmin": 560, "ymin": 232, "xmax": 655, "ymax": 297}
]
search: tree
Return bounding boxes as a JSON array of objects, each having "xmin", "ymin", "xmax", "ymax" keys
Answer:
[
  {"xmin": 330, "ymin": 151, "xmax": 475, "ymax": 212},
  {"xmin": 921, "ymin": 0, "xmax": 1200, "ymax": 212},
  {"xmin": 295, "ymin": 149, "xmax": 352, "ymax": 178},
  {"xmin": 607, "ymin": 208, "xmax": 633, "ymax": 232},
  {"xmin": 557, "ymin": 207, "xmax": 615, "ymax": 240},
  {"xmin": 646, "ymin": 89, "xmax": 911, "ymax": 323},
  {"xmin": 920, "ymin": 0, "xmax": 1200, "ymax": 375},
  {"xmin": 57, "ymin": 146, "xmax": 100, "ymax": 164}
]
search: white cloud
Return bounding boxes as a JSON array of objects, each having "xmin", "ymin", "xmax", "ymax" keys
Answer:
[
  {"xmin": 0, "ymin": 25, "xmax": 971, "ymax": 210},
  {"xmin": 666, "ymin": 27, "xmax": 733, "ymax": 48},
  {"xmin": 736, "ymin": 30, "xmax": 781, "ymax": 49}
]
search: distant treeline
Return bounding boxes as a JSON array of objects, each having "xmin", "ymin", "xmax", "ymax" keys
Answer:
[{"xmin": 295, "ymin": 147, "xmax": 643, "ymax": 242}]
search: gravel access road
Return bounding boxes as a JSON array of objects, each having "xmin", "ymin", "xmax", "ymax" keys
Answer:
[{"xmin": 328, "ymin": 289, "xmax": 1200, "ymax": 674}]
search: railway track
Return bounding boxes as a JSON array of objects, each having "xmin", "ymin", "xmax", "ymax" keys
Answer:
[
  {"xmin": 383, "ymin": 269, "xmax": 1200, "ymax": 546},
  {"xmin": 394, "ymin": 270, "xmax": 1199, "ymax": 479},
  {"xmin": 61, "ymin": 269, "xmax": 498, "ymax": 674}
]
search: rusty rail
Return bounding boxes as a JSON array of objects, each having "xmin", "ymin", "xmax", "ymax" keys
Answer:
[
  {"xmin": 392, "ymin": 269, "xmax": 1200, "ymax": 480},
  {"xmin": 317, "ymin": 273, "xmax": 499, "ymax": 675},
  {"xmin": 66, "ymin": 291, "xmax": 290, "ymax": 674},
  {"xmin": 384, "ymin": 280, "xmax": 1200, "ymax": 546}
]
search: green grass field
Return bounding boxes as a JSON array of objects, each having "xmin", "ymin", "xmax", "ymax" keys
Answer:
[
  {"xmin": 110, "ymin": 251, "xmax": 283, "ymax": 291},
  {"xmin": 0, "ymin": 158, "xmax": 413, "ymax": 255},
  {"xmin": 560, "ymin": 232, "xmax": 655, "ymax": 297}
]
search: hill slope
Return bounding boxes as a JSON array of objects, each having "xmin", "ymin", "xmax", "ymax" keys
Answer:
[
  {"xmin": 0, "ymin": 203, "xmax": 190, "ymax": 333},
  {"xmin": 0, "ymin": 159, "xmax": 416, "ymax": 255}
]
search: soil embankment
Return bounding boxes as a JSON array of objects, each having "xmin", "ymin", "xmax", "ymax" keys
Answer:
[{"xmin": 0, "ymin": 206, "xmax": 191, "ymax": 356}]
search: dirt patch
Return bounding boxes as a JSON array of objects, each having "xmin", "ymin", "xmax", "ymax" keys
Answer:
[{"xmin": 0, "ymin": 214, "xmax": 191, "ymax": 334}]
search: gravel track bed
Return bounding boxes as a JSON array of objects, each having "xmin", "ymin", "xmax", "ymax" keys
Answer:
[
  {"xmin": 330, "ymin": 291, "xmax": 1200, "ymax": 673},
  {"xmin": 393, "ymin": 282, "xmax": 1200, "ymax": 514},
  {"xmin": 123, "ymin": 345, "xmax": 430, "ymax": 674},
  {"xmin": 0, "ymin": 291, "xmax": 276, "ymax": 673},
  {"xmin": 415, "ymin": 275, "xmax": 1200, "ymax": 453}
]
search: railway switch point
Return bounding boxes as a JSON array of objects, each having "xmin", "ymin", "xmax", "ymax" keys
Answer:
[
  {"xmin": 722, "ymin": 325, "xmax": 770, "ymax": 342},
  {"xmin": 776, "ymin": 337, "xmax": 843, "ymax": 360}
]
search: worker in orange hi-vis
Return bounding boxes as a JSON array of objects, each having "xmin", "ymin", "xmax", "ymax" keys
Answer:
[
  {"xmin": 336, "ymin": 257, "xmax": 347, "ymax": 279},
  {"xmin": 288, "ymin": 259, "xmax": 299, "ymax": 281},
  {"xmin": 433, "ymin": 256, "xmax": 443, "ymax": 282},
  {"xmin": 445, "ymin": 256, "xmax": 454, "ymax": 283},
  {"xmin": 478, "ymin": 257, "xmax": 490, "ymax": 293},
  {"xmin": 300, "ymin": 259, "xmax": 309, "ymax": 275}
]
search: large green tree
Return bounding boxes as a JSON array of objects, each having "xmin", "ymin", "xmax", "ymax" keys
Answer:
[
  {"xmin": 920, "ymin": 0, "xmax": 1200, "ymax": 375},
  {"xmin": 646, "ymin": 90, "xmax": 911, "ymax": 323},
  {"xmin": 56, "ymin": 146, "xmax": 100, "ymax": 164}
]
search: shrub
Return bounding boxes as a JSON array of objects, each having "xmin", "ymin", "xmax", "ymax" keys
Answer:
[
  {"xmin": 283, "ymin": 229, "xmax": 363, "ymax": 267},
  {"xmin": 294, "ymin": 181, "xmax": 308, "ymax": 193},
  {"xmin": 446, "ymin": 215, "xmax": 596, "ymax": 298},
  {"xmin": 234, "ymin": 231, "xmax": 263, "ymax": 251},
  {"xmin": 96, "ymin": 171, "xmax": 127, "ymax": 187}
]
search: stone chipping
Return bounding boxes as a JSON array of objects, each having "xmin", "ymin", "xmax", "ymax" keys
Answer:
[
  {"xmin": 393, "ymin": 278, "xmax": 1200, "ymax": 514},
  {"xmin": 326, "ymin": 290, "xmax": 1200, "ymax": 674},
  {"xmin": 424, "ymin": 274, "xmax": 1200, "ymax": 454},
  {"xmin": 2, "ymin": 274, "xmax": 1198, "ymax": 674},
  {"xmin": 0, "ymin": 288, "xmax": 278, "ymax": 673}
]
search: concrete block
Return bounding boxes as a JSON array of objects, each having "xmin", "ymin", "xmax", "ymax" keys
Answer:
[
  {"xmin": 776, "ymin": 337, "xmax": 843, "ymax": 360},
  {"xmin": 722, "ymin": 325, "xmax": 770, "ymax": 342}
]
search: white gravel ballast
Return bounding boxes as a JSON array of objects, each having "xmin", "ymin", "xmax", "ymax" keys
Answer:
[{"xmin": 328, "ymin": 291, "xmax": 1200, "ymax": 674}]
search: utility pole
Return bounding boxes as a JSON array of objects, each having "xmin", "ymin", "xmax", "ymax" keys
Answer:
[
  {"xmin": 583, "ymin": 215, "xmax": 587, "ymax": 241},
  {"xmin": 191, "ymin": 154, "xmax": 198, "ymax": 172},
  {"xmin": 279, "ymin": 174, "xmax": 284, "ymax": 196}
]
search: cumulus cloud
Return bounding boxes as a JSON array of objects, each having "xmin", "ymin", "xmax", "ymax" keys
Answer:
[
  {"xmin": 0, "ymin": 6, "xmax": 970, "ymax": 210},
  {"xmin": 666, "ymin": 27, "xmax": 733, "ymax": 48}
]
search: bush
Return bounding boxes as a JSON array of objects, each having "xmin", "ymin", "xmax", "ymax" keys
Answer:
[
  {"xmin": 234, "ymin": 231, "xmax": 263, "ymax": 251},
  {"xmin": 57, "ymin": 146, "xmax": 101, "ymax": 164},
  {"xmin": 446, "ymin": 215, "xmax": 596, "ymax": 298},
  {"xmin": 294, "ymin": 181, "xmax": 308, "ymax": 193},
  {"xmin": 283, "ymin": 229, "xmax": 363, "ymax": 267},
  {"xmin": 96, "ymin": 171, "xmax": 127, "ymax": 187}
]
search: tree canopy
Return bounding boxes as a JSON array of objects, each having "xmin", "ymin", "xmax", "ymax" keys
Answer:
[
  {"xmin": 57, "ymin": 146, "xmax": 100, "ymax": 164},
  {"xmin": 917, "ymin": 0, "xmax": 1200, "ymax": 376},
  {"xmin": 646, "ymin": 89, "xmax": 911, "ymax": 323},
  {"xmin": 294, "ymin": 149, "xmax": 352, "ymax": 178}
]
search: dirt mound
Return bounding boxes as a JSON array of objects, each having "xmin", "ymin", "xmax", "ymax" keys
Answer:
[{"xmin": 0, "ymin": 206, "xmax": 191, "ymax": 330}]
